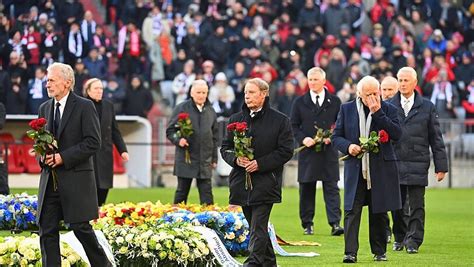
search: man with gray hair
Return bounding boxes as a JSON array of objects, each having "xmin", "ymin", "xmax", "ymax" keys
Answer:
[
  {"xmin": 332, "ymin": 75, "xmax": 402, "ymax": 263},
  {"xmin": 37, "ymin": 62, "xmax": 111, "ymax": 266},
  {"xmin": 388, "ymin": 67, "xmax": 447, "ymax": 254},
  {"xmin": 166, "ymin": 79, "xmax": 218, "ymax": 205}
]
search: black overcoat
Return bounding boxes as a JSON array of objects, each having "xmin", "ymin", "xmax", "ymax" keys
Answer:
[
  {"xmin": 37, "ymin": 92, "xmax": 101, "ymax": 224},
  {"xmin": 290, "ymin": 90, "xmax": 341, "ymax": 182},
  {"xmin": 93, "ymin": 99, "xmax": 127, "ymax": 189},
  {"xmin": 220, "ymin": 98, "xmax": 294, "ymax": 206}
]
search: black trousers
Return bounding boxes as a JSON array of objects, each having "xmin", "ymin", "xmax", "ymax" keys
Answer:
[
  {"xmin": 299, "ymin": 180, "xmax": 342, "ymax": 228},
  {"xmin": 344, "ymin": 175, "xmax": 388, "ymax": 256},
  {"xmin": 39, "ymin": 176, "xmax": 110, "ymax": 267},
  {"xmin": 97, "ymin": 188, "xmax": 109, "ymax": 206},
  {"xmin": 392, "ymin": 185, "xmax": 425, "ymax": 248},
  {"xmin": 173, "ymin": 177, "xmax": 214, "ymax": 205},
  {"xmin": 242, "ymin": 204, "xmax": 276, "ymax": 267}
]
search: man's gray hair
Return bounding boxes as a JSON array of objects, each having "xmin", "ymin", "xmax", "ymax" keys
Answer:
[
  {"xmin": 397, "ymin": 67, "xmax": 417, "ymax": 80},
  {"xmin": 307, "ymin": 67, "xmax": 326, "ymax": 79},
  {"xmin": 356, "ymin": 75, "xmax": 380, "ymax": 96},
  {"xmin": 47, "ymin": 62, "xmax": 75, "ymax": 91},
  {"xmin": 191, "ymin": 79, "xmax": 208, "ymax": 89}
]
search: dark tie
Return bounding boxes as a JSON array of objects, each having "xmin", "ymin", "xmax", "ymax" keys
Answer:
[
  {"xmin": 54, "ymin": 102, "xmax": 61, "ymax": 136},
  {"xmin": 315, "ymin": 95, "xmax": 321, "ymax": 110}
]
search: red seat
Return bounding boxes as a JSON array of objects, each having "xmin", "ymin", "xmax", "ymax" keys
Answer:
[
  {"xmin": 0, "ymin": 133, "xmax": 25, "ymax": 173},
  {"xmin": 21, "ymin": 135, "xmax": 42, "ymax": 173},
  {"xmin": 113, "ymin": 145, "xmax": 126, "ymax": 174}
]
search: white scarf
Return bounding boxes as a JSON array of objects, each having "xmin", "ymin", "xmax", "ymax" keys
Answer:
[
  {"xmin": 81, "ymin": 20, "xmax": 96, "ymax": 41},
  {"xmin": 68, "ymin": 31, "xmax": 83, "ymax": 57},
  {"xmin": 357, "ymin": 97, "xmax": 372, "ymax": 190}
]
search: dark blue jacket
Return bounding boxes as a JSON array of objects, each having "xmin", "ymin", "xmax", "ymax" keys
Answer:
[
  {"xmin": 388, "ymin": 92, "xmax": 448, "ymax": 186},
  {"xmin": 332, "ymin": 100, "xmax": 402, "ymax": 213}
]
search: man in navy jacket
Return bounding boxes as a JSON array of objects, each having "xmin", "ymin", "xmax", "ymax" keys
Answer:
[{"xmin": 332, "ymin": 76, "xmax": 402, "ymax": 263}]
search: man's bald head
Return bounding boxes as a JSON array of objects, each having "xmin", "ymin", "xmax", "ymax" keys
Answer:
[{"xmin": 381, "ymin": 76, "xmax": 399, "ymax": 100}]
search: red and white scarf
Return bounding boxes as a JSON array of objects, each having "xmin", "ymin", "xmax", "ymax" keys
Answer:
[{"xmin": 118, "ymin": 26, "xmax": 140, "ymax": 57}]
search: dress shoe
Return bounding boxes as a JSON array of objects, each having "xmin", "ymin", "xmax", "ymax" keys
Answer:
[
  {"xmin": 342, "ymin": 254, "xmax": 357, "ymax": 263},
  {"xmin": 331, "ymin": 224, "xmax": 344, "ymax": 236},
  {"xmin": 393, "ymin": 242, "xmax": 404, "ymax": 251},
  {"xmin": 374, "ymin": 254, "xmax": 387, "ymax": 261},
  {"xmin": 406, "ymin": 247, "xmax": 418, "ymax": 254},
  {"xmin": 304, "ymin": 225, "xmax": 314, "ymax": 235}
]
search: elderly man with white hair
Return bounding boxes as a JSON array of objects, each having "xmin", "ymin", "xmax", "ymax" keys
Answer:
[
  {"xmin": 388, "ymin": 67, "xmax": 447, "ymax": 254},
  {"xmin": 332, "ymin": 75, "xmax": 402, "ymax": 263},
  {"xmin": 381, "ymin": 76, "xmax": 399, "ymax": 101},
  {"xmin": 37, "ymin": 63, "xmax": 112, "ymax": 266}
]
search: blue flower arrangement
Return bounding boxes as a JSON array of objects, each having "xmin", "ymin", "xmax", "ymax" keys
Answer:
[
  {"xmin": 159, "ymin": 210, "xmax": 250, "ymax": 255},
  {"xmin": 0, "ymin": 193, "xmax": 38, "ymax": 230}
]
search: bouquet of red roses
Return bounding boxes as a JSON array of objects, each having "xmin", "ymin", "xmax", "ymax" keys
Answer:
[
  {"xmin": 294, "ymin": 125, "xmax": 335, "ymax": 154},
  {"xmin": 26, "ymin": 118, "xmax": 59, "ymax": 190},
  {"xmin": 339, "ymin": 130, "xmax": 389, "ymax": 161},
  {"xmin": 175, "ymin": 112, "xmax": 193, "ymax": 164},
  {"xmin": 227, "ymin": 122, "xmax": 254, "ymax": 190}
]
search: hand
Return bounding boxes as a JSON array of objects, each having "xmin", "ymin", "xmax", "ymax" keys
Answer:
[
  {"xmin": 178, "ymin": 138, "xmax": 189, "ymax": 147},
  {"xmin": 302, "ymin": 137, "xmax": 316, "ymax": 147},
  {"xmin": 436, "ymin": 172, "xmax": 446, "ymax": 182},
  {"xmin": 366, "ymin": 95, "xmax": 381, "ymax": 113},
  {"xmin": 245, "ymin": 160, "xmax": 259, "ymax": 173},
  {"xmin": 211, "ymin": 162, "xmax": 217, "ymax": 169},
  {"xmin": 236, "ymin": 157, "xmax": 250, "ymax": 168},
  {"xmin": 121, "ymin": 152, "xmax": 129, "ymax": 162},
  {"xmin": 44, "ymin": 153, "xmax": 63, "ymax": 168},
  {"xmin": 348, "ymin": 144, "xmax": 362, "ymax": 156}
]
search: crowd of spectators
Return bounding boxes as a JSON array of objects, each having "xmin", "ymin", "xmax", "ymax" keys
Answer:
[{"xmin": 0, "ymin": 0, "xmax": 473, "ymax": 121}]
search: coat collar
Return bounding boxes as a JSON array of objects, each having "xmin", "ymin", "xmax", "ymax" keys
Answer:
[
  {"xmin": 242, "ymin": 96, "xmax": 270, "ymax": 120},
  {"xmin": 391, "ymin": 91, "xmax": 423, "ymax": 121}
]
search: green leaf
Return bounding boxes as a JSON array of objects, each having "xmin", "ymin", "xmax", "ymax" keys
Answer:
[{"xmin": 370, "ymin": 131, "xmax": 377, "ymax": 138}]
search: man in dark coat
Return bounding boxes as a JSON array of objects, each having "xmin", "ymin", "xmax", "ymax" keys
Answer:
[
  {"xmin": 389, "ymin": 67, "xmax": 448, "ymax": 254},
  {"xmin": 38, "ymin": 63, "xmax": 111, "ymax": 266},
  {"xmin": 83, "ymin": 78, "xmax": 129, "ymax": 206},
  {"xmin": 0, "ymin": 102, "xmax": 8, "ymax": 195},
  {"xmin": 166, "ymin": 80, "xmax": 218, "ymax": 205},
  {"xmin": 291, "ymin": 67, "xmax": 343, "ymax": 236},
  {"xmin": 221, "ymin": 78, "xmax": 294, "ymax": 267},
  {"xmin": 332, "ymin": 75, "xmax": 402, "ymax": 263}
]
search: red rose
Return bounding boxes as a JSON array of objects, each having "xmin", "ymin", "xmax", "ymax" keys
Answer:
[
  {"xmin": 177, "ymin": 112, "xmax": 189, "ymax": 121},
  {"xmin": 378, "ymin": 130, "xmax": 389, "ymax": 143},
  {"xmin": 235, "ymin": 122, "xmax": 248, "ymax": 133},
  {"xmin": 29, "ymin": 118, "xmax": 47, "ymax": 131},
  {"xmin": 227, "ymin": 122, "xmax": 237, "ymax": 131}
]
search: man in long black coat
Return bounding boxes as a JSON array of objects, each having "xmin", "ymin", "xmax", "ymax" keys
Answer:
[
  {"xmin": 332, "ymin": 75, "xmax": 402, "ymax": 263},
  {"xmin": 166, "ymin": 80, "xmax": 218, "ymax": 205},
  {"xmin": 291, "ymin": 67, "xmax": 343, "ymax": 236},
  {"xmin": 83, "ymin": 78, "xmax": 129, "ymax": 206},
  {"xmin": 389, "ymin": 67, "xmax": 448, "ymax": 253},
  {"xmin": 38, "ymin": 63, "xmax": 111, "ymax": 266},
  {"xmin": 221, "ymin": 78, "xmax": 294, "ymax": 267}
]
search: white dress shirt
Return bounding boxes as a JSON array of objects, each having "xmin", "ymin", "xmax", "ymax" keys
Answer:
[
  {"xmin": 310, "ymin": 90, "xmax": 325, "ymax": 107},
  {"xmin": 54, "ymin": 92, "xmax": 70, "ymax": 119},
  {"xmin": 400, "ymin": 93, "xmax": 415, "ymax": 115}
]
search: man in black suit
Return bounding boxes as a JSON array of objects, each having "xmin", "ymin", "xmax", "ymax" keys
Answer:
[
  {"xmin": 389, "ymin": 67, "xmax": 448, "ymax": 254},
  {"xmin": 38, "ymin": 63, "xmax": 111, "ymax": 266},
  {"xmin": 290, "ymin": 67, "xmax": 343, "ymax": 236}
]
